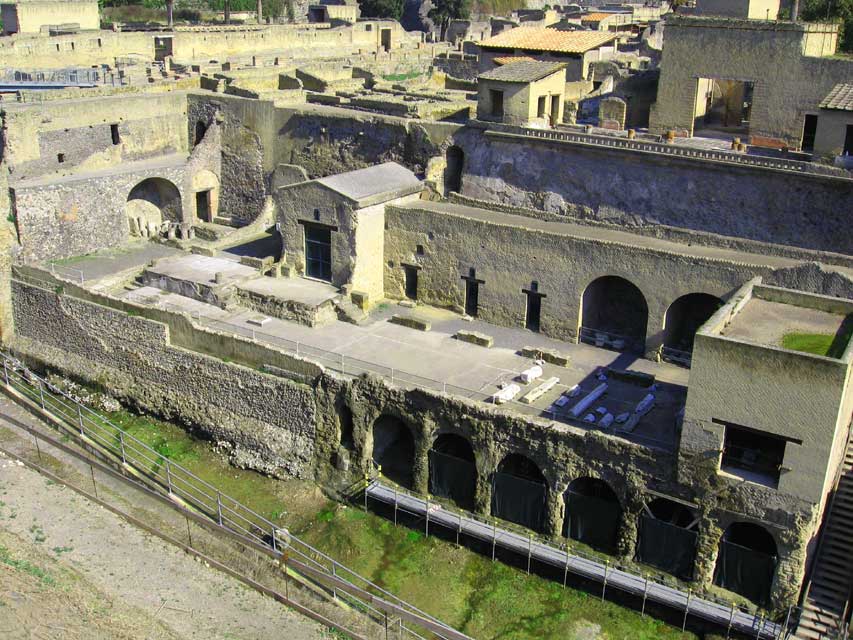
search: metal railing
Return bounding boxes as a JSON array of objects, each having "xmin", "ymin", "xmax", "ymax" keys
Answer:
[
  {"xmin": 0, "ymin": 351, "xmax": 471, "ymax": 640},
  {"xmin": 364, "ymin": 470, "xmax": 799, "ymax": 640},
  {"xmin": 483, "ymin": 122, "xmax": 853, "ymax": 180}
]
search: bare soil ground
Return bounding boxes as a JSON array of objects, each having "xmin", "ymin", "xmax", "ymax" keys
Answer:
[{"xmin": 0, "ymin": 398, "xmax": 329, "ymax": 640}]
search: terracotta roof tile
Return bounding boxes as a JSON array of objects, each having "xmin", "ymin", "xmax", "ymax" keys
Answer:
[
  {"xmin": 581, "ymin": 12, "xmax": 613, "ymax": 22},
  {"xmin": 479, "ymin": 26, "xmax": 617, "ymax": 54},
  {"xmin": 479, "ymin": 60, "xmax": 567, "ymax": 83},
  {"xmin": 493, "ymin": 55, "xmax": 538, "ymax": 65},
  {"xmin": 820, "ymin": 83, "xmax": 853, "ymax": 112}
]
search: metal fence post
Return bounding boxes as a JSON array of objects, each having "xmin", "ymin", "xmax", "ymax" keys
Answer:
[
  {"xmin": 393, "ymin": 487, "xmax": 398, "ymax": 526},
  {"xmin": 527, "ymin": 533, "xmax": 532, "ymax": 575},
  {"xmin": 77, "ymin": 404, "xmax": 84, "ymax": 436},
  {"xmin": 3, "ymin": 359, "xmax": 8, "ymax": 386},
  {"xmin": 425, "ymin": 497, "xmax": 429, "ymax": 537},
  {"xmin": 332, "ymin": 562, "xmax": 337, "ymax": 600},
  {"xmin": 755, "ymin": 613, "xmax": 764, "ymax": 640},
  {"xmin": 601, "ymin": 560, "xmax": 609, "ymax": 602},
  {"xmin": 563, "ymin": 548, "xmax": 569, "ymax": 588},
  {"xmin": 727, "ymin": 603, "xmax": 735, "ymax": 638},
  {"xmin": 781, "ymin": 606, "xmax": 792, "ymax": 640},
  {"xmin": 166, "ymin": 460, "xmax": 173, "ymax": 494},
  {"xmin": 457, "ymin": 512, "xmax": 462, "ymax": 547},
  {"xmin": 491, "ymin": 519, "xmax": 497, "ymax": 561},
  {"xmin": 217, "ymin": 491, "xmax": 224, "ymax": 526},
  {"xmin": 641, "ymin": 575, "xmax": 649, "ymax": 616},
  {"xmin": 683, "ymin": 589, "xmax": 691, "ymax": 632},
  {"xmin": 119, "ymin": 431, "xmax": 126, "ymax": 464},
  {"xmin": 38, "ymin": 380, "xmax": 45, "ymax": 409}
]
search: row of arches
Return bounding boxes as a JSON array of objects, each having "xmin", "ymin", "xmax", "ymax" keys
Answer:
[
  {"xmin": 580, "ymin": 276, "xmax": 723, "ymax": 356},
  {"xmin": 370, "ymin": 418, "xmax": 778, "ymax": 605}
]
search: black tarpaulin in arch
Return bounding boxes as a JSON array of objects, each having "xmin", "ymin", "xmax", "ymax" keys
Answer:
[
  {"xmin": 491, "ymin": 471, "xmax": 547, "ymax": 532},
  {"xmin": 565, "ymin": 491, "xmax": 621, "ymax": 553},
  {"xmin": 428, "ymin": 449, "xmax": 476, "ymax": 510},
  {"xmin": 714, "ymin": 540, "xmax": 777, "ymax": 606},
  {"xmin": 636, "ymin": 515, "xmax": 698, "ymax": 580}
]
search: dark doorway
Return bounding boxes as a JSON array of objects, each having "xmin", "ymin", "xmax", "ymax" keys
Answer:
[
  {"xmin": 550, "ymin": 95, "xmax": 560, "ymax": 126},
  {"xmin": 404, "ymin": 265, "xmax": 419, "ymax": 300},
  {"xmin": 801, "ymin": 114, "xmax": 818, "ymax": 152},
  {"xmin": 564, "ymin": 477, "xmax": 622, "ymax": 553},
  {"xmin": 154, "ymin": 36, "xmax": 174, "ymax": 61},
  {"xmin": 305, "ymin": 225, "xmax": 332, "ymax": 281},
  {"xmin": 580, "ymin": 276, "xmax": 648, "ymax": 352},
  {"xmin": 372, "ymin": 416, "xmax": 415, "ymax": 489},
  {"xmin": 491, "ymin": 453, "xmax": 547, "ymax": 532},
  {"xmin": 636, "ymin": 498, "xmax": 698, "ymax": 580},
  {"xmin": 523, "ymin": 281, "xmax": 545, "ymax": 332},
  {"xmin": 381, "ymin": 28, "xmax": 391, "ymax": 52},
  {"xmin": 339, "ymin": 405, "xmax": 354, "ymax": 450},
  {"xmin": 110, "ymin": 124, "xmax": 121, "ymax": 145},
  {"xmin": 844, "ymin": 125, "xmax": 853, "ymax": 156},
  {"xmin": 195, "ymin": 190, "xmax": 211, "ymax": 222},
  {"xmin": 462, "ymin": 267, "xmax": 483, "ymax": 317},
  {"xmin": 194, "ymin": 120, "xmax": 208, "ymax": 146},
  {"xmin": 663, "ymin": 293, "xmax": 723, "ymax": 357},
  {"xmin": 714, "ymin": 522, "xmax": 777, "ymax": 606},
  {"xmin": 429, "ymin": 434, "xmax": 477, "ymax": 511},
  {"xmin": 445, "ymin": 146, "xmax": 464, "ymax": 195}
]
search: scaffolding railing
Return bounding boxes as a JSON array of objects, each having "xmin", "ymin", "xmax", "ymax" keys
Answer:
[{"xmin": 0, "ymin": 351, "xmax": 472, "ymax": 640}]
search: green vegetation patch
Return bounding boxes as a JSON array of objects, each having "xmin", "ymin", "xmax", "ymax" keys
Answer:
[
  {"xmin": 781, "ymin": 332, "xmax": 835, "ymax": 355},
  {"xmin": 0, "ymin": 544, "xmax": 55, "ymax": 586},
  {"xmin": 382, "ymin": 71, "xmax": 424, "ymax": 82}
]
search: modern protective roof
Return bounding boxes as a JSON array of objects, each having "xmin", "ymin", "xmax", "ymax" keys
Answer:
[
  {"xmin": 479, "ymin": 27, "xmax": 618, "ymax": 53},
  {"xmin": 479, "ymin": 60, "xmax": 567, "ymax": 83},
  {"xmin": 315, "ymin": 162, "xmax": 422, "ymax": 206},
  {"xmin": 820, "ymin": 83, "xmax": 853, "ymax": 112}
]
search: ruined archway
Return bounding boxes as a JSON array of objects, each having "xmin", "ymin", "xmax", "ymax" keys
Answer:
[
  {"xmin": 444, "ymin": 146, "xmax": 464, "ymax": 196},
  {"xmin": 563, "ymin": 477, "xmax": 622, "ymax": 553},
  {"xmin": 636, "ymin": 497, "xmax": 698, "ymax": 579},
  {"xmin": 126, "ymin": 177, "xmax": 182, "ymax": 237},
  {"xmin": 491, "ymin": 453, "xmax": 547, "ymax": 532},
  {"xmin": 714, "ymin": 522, "xmax": 778, "ymax": 606},
  {"xmin": 662, "ymin": 293, "xmax": 723, "ymax": 360},
  {"xmin": 429, "ymin": 433, "xmax": 477, "ymax": 511},
  {"xmin": 372, "ymin": 415, "xmax": 415, "ymax": 489},
  {"xmin": 580, "ymin": 276, "xmax": 648, "ymax": 353}
]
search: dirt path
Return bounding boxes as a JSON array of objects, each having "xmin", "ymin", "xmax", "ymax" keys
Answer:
[{"xmin": 0, "ymin": 416, "xmax": 328, "ymax": 640}]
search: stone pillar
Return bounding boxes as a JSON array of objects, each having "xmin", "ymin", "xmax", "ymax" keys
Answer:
[
  {"xmin": 692, "ymin": 517, "xmax": 722, "ymax": 589},
  {"xmin": 617, "ymin": 495, "xmax": 643, "ymax": 560},
  {"xmin": 545, "ymin": 488, "xmax": 564, "ymax": 538},
  {"xmin": 412, "ymin": 435, "xmax": 430, "ymax": 495},
  {"xmin": 644, "ymin": 302, "xmax": 667, "ymax": 361},
  {"xmin": 473, "ymin": 471, "xmax": 492, "ymax": 518}
]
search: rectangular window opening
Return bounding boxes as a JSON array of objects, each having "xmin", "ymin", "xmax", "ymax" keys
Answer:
[
  {"xmin": 537, "ymin": 95, "xmax": 547, "ymax": 118},
  {"xmin": 110, "ymin": 123, "xmax": 121, "ymax": 145},
  {"xmin": 721, "ymin": 424, "xmax": 786, "ymax": 487},
  {"xmin": 490, "ymin": 90, "xmax": 504, "ymax": 118}
]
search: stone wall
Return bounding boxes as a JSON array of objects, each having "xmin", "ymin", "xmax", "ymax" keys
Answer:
[
  {"xmin": 384, "ymin": 201, "xmax": 780, "ymax": 353},
  {"xmin": 649, "ymin": 17, "xmax": 852, "ymax": 146},
  {"xmin": 0, "ymin": 30, "xmax": 155, "ymax": 68},
  {"xmin": 11, "ymin": 280, "xmax": 318, "ymax": 478},
  {"xmin": 2, "ymin": 92, "xmax": 188, "ymax": 182},
  {"xmin": 453, "ymin": 126, "xmax": 853, "ymax": 254}
]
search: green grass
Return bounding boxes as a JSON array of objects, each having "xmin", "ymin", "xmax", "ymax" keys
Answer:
[
  {"xmin": 0, "ymin": 544, "xmax": 55, "ymax": 586},
  {"xmin": 781, "ymin": 332, "xmax": 847, "ymax": 357},
  {"xmin": 98, "ymin": 408, "xmax": 697, "ymax": 640},
  {"xmin": 382, "ymin": 71, "xmax": 424, "ymax": 82}
]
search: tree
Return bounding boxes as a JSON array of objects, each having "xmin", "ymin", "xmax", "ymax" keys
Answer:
[
  {"xmin": 428, "ymin": 0, "xmax": 471, "ymax": 39},
  {"xmin": 359, "ymin": 0, "xmax": 404, "ymax": 20},
  {"xmin": 801, "ymin": 0, "xmax": 853, "ymax": 52}
]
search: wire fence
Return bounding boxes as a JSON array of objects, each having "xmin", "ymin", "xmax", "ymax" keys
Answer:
[
  {"xmin": 364, "ymin": 472, "xmax": 799, "ymax": 640},
  {"xmin": 0, "ymin": 351, "xmax": 472, "ymax": 640}
]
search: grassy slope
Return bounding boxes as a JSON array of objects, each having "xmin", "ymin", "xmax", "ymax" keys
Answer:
[{"xmin": 107, "ymin": 409, "xmax": 697, "ymax": 640}]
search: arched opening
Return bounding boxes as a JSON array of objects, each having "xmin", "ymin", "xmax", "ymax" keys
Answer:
[
  {"xmin": 714, "ymin": 522, "xmax": 777, "ymax": 606},
  {"xmin": 339, "ymin": 405, "xmax": 354, "ymax": 451},
  {"xmin": 429, "ymin": 433, "xmax": 477, "ymax": 511},
  {"xmin": 662, "ymin": 293, "xmax": 723, "ymax": 363},
  {"xmin": 636, "ymin": 497, "xmax": 698, "ymax": 579},
  {"xmin": 194, "ymin": 120, "xmax": 208, "ymax": 146},
  {"xmin": 580, "ymin": 276, "xmax": 648, "ymax": 353},
  {"xmin": 491, "ymin": 453, "xmax": 547, "ymax": 532},
  {"xmin": 564, "ymin": 477, "xmax": 622, "ymax": 553},
  {"xmin": 372, "ymin": 416, "xmax": 415, "ymax": 489},
  {"xmin": 444, "ymin": 146, "xmax": 464, "ymax": 196},
  {"xmin": 126, "ymin": 178, "xmax": 182, "ymax": 237}
]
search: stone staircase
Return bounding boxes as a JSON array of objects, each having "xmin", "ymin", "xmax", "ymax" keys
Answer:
[
  {"xmin": 795, "ymin": 433, "xmax": 853, "ymax": 639},
  {"xmin": 334, "ymin": 296, "xmax": 369, "ymax": 326}
]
